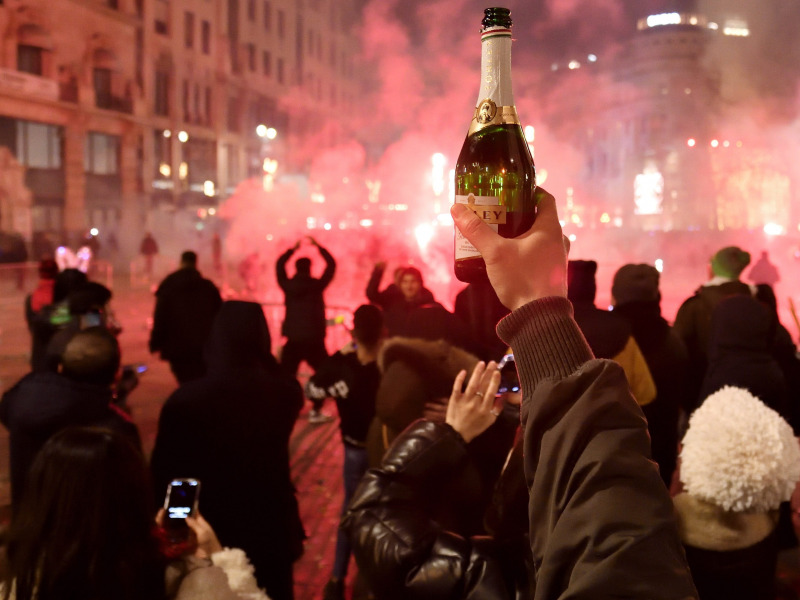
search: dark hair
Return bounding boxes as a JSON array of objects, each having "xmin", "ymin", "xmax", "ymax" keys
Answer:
[
  {"xmin": 61, "ymin": 327, "xmax": 121, "ymax": 386},
  {"xmin": 399, "ymin": 266, "xmax": 423, "ymax": 285},
  {"xmin": 352, "ymin": 304, "xmax": 384, "ymax": 347},
  {"xmin": 180, "ymin": 251, "xmax": 198, "ymax": 267},
  {"xmin": 38, "ymin": 259, "xmax": 59, "ymax": 280},
  {"xmin": 53, "ymin": 269, "xmax": 88, "ymax": 303},
  {"xmin": 3, "ymin": 427, "xmax": 164, "ymax": 600},
  {"xmin": 567, "ymin": 260, "xmax": 598, "ymax": 304},
  {"xmin": 295, "ymin": 257, "xmax": 312, "ymax": 275}
]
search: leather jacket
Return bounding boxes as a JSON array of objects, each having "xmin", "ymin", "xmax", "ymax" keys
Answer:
[{"xmin": 342, "ymin": 419, "xmax": 533, "ymax": 600}]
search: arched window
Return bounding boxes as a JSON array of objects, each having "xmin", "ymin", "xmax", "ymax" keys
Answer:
[{"xmin": 16, "ymin": 23, "xmax": 53, "ymax": 77}]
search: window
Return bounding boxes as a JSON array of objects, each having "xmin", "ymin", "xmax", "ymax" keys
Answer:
[
  {"xmin": 201, "ymin": 21, "xmax": 210, "ymax": 54},
  {"xmin": 247, "ymin": 0, "xmax": 256, "ymax": 20},
  {"xmin": 84, "ymin": 132, "xmax": 119, "ymax": 175},
  {"xmin": 185, "ymin": 12, "xmax": 194, "ymax": 49},
  {"xmin": 226, "ymin": 96, "xmax": 240, "ymax": 132},
  {"xmin": 17, "ymin": 44, "xmax": 43, "ymax": 75},
  {"xmin": 16, "ymin": 121, "xmax": 61, "ymax": 169},
  {"xmin": 182, "ymin": 80, "xmax": 190, "ymax": 121},
  {"xmin": 263, "ymin": 1, "xmax": 271, "ymax": 30},
  {"xmin": 277, "ymin": 9, "xmax": 285, "ymax": 39},
  {"xmin": 277, "ymin": 58, "xmax": 284, "ymax": 84},
  {"xmin": 93, "ymin": 68, "xmax": 113, "ymax": 109},
  {"xmin": 154, "ymin": 70, "xmax": 170, "ymax": 116},
  {"xmin": 247, "ymin": 44, "xmax": 256, "ymax": 71},
  {"xmin": 262, "ymin": 50, "xmax": 271, "ymax": 77}
]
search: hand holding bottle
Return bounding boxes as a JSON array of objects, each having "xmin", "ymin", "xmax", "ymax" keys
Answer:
[{"xmin": 451, "ymin": 187, "xmax": 567, "ymax": 311}]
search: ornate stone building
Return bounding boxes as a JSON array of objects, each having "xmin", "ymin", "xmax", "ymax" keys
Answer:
[{"xmin": 0, "ymin": 0, "xmax": 362, "ymax": 258}]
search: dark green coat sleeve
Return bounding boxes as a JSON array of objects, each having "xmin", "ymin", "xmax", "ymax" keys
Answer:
[{"xmin": 498, "ymin": 297, "xmax": 697, "ymax": 599}]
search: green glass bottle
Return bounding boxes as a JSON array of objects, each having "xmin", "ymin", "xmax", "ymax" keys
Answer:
[{"xmin": 454, "ymin": 7, "xmax": 536, "ymax": 283}]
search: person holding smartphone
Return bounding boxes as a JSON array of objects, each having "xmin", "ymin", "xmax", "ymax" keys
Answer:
[
  {"xmin": 151, "ymin": 300, "xmax": 305, "ymax": 600},
  {"xmin": 0, "ymin": 427, "xmax": 269, "ymax": 600},
  {"xmin": 342, "ymin": 189, "xmax": 698, "ymax": 599}
]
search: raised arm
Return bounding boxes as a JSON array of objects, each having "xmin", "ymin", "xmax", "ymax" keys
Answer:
[
  {"xmin": 276, "ymin": 243, "xmax": 298, "ymax": 290},
  {"xmin": 314, "ymin": 240, "xmax": 336, "ymax": 288},
  {"xmin": 365, "ymin": 262, "xmax": 386, "ymax": 305},
  {"xmin": 452, "ymin": 189, "xmax": 697, "ymax": 599}
]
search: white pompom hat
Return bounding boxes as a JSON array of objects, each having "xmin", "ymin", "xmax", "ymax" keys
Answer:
[{"xmin": 680, "ymin": 386, "xmax": 800, "ymax": 513}]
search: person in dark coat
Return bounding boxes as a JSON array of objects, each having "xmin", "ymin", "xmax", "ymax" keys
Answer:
[
  {"xmin": 366, "ymin": 263, "xmax": 435, "ymax": 336},
  {"xmin": 673, "ymin": 245, "xmax": 752, "ymax": 413},
  {"xmin": 611, "ymin": 264, "xmax": 688, "ymax": 485},
  {"xmin": 754, "ymin": 284, "xmax": 800, "ymax": 435},
  {"xmin": 342, "ymin": 362, "xmax": 531, "ymax": 600},
  {"xmin": 149, "ymin": 250, "xmax": 222, "ymax": 384},
  {"xmin": 0, "ymin": 327, "xmax": 141, "ymax": 509},
  {"xmin": 140, "ymin": 232, "xmax": 159, "ymax": 277},
  {"xmin": 453, "ymin": 279, "xmax": 510, "ymax": 361},
  {"xmin": 276, "ymin": 236, "xmax": 336, "ymax": 422},
  {"xmin": 568, "ymin": 260, "xmax": 656, "ymax": 407},
  {"xmin": 698, "ymin": 294, "xmax": 788, "ymax": 419},
  {"xmin": 150, "ymin": 301, "xmax": 306, "ymax": 600},
  {"xmin": 24, "ymin": 259, "xmax": 59, "ymax": 370},
  {"xmin": 305, "ymin": 304, "xmax": 385, "ymax": 600},
  {"xmin": 28, "ymin": 268, "xmax": 88, "ymax": 372}
]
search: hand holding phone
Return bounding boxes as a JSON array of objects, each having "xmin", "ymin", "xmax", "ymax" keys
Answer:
[{"xmin": 163, "ymin": 478, "xmax": 201, "ymax": 537}]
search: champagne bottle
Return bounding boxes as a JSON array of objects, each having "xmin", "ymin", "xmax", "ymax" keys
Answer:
[{"xmin": 454, "ymin": 7, "xmax": 536, "ymax": 283}]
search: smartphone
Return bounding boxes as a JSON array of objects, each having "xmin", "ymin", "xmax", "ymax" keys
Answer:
[
  {"xmin": 497, "ymin": 354, "xmax": 520, "ymax": 395},
  {"xmin": 163, "ymin": 478, "xmax": 201, "ymax": 531},
  {"xmin": 80, "ymin": 311, "xmax": 103, "ymax": 329}
]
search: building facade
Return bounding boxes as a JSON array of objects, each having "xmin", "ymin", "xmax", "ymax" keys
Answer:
[
  {"xmin": 0, "ymin": 0, "xmax": 362, "ymax": 260},
  {"xmin": 553, "ymin": 1, "xmax": 797, "ymax": 234}
]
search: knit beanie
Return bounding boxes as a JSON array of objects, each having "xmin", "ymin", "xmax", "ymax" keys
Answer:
[
  {"xmin": 611, "ymin": 264, "xmax": 660, "ymax": 305},
  {"xmin": 711, "ymin": 246, "xmax": 751, "ymax": 279},
  {"xmin": 680, "ymin": 386, "xmax": 800, "ymax": 512},
  {"xmin": 567, "ymin": 260, "xmax": 597, "ymax": 304}
]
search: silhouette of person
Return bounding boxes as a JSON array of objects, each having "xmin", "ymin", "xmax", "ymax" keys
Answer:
[
  {"xmin": 149, "ymin": 251, "xmax": 222, "ymax": 383},
  {"xmin": 748, "ymin": 250, "xmax": 780, "ymax": 288},
  {"xmin": 276, "ymin": 237, "xmax": 336, "ymax": 422}
]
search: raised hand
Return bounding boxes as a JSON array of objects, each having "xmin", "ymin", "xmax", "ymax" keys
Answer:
[{"xmin": 445, "ymin": 361, "xmax": 501, "ymax": 443}]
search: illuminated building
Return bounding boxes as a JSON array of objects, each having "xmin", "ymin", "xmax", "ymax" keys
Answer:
[
  {"xmin": 0, "ymin": 0, "xmax": 361, "ymax": 254},
  {"xmin": 556, "ymin": 0, "xmax": 796, "ymax": 232}
]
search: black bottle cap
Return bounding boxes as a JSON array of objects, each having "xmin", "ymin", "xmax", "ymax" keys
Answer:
[{"xmin": 482, "ymin": 7, "xmax": 512, "ymax": 30}]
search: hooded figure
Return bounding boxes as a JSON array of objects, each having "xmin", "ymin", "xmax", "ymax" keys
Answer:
[
  {"xmin": 567, "ymin": 260, "xmax": 656, "ymax": 406},
  {"xmin": 699, "ymin": 294, "xmax": 788, "ymax": 420},
  {"xmin": 150, "ymin": 301, "xmax": 305, "ymax": 600},
  {"xmin": 611, "ymin": 263, "xmax": 688, "ymax": 485},
  {"xmin": 673, "ymin": 245, "xmax": 753, "ymax": 412},
  {"xmin": 674, "ymin": 386, "xmax": 800, "ymax": 600}
]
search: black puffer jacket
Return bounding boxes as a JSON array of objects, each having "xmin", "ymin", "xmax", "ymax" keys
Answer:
[{"xmin": 342, "ymin": 419, "xmax": 532, "ymax": 600}]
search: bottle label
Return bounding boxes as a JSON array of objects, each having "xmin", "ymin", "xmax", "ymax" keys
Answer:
[
  {"xmin": 468, "ymin": 102, "xmax": 520, "ymax": 136},
  {"xmin": 454, "ymin": 194, "xmax": 505, "ymax": 259}
]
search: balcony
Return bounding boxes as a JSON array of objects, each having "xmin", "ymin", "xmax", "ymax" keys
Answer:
[{"xmin": 0, "ymin": 67, "xmax": 58, "ymax": 101}]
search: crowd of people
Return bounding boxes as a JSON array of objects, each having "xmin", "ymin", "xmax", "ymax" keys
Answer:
[{"xmin": 1, "ymin": 188, "xmax": 800, "ymax": 600}]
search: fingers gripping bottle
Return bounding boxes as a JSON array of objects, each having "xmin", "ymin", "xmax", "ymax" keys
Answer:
[{"xmin": 454, "ymin": 7, "xmax": 536, "ymax": 283}]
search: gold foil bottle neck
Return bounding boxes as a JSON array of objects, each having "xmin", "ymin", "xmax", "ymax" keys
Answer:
[{"xmin": 468, "ymin": 101, "xmax": 520, "ymax": 136}]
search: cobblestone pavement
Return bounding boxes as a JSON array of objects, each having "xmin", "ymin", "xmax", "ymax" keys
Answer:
[{"xmin": 0, "ymin": 273, "xmax": 356, "ymax": 600}]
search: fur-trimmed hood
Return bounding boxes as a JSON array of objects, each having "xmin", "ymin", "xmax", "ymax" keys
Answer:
[
  {"xmin": 370, "ymin": 337, "xmax": 480, "ymax": 456},
  {"xmin": 378, "ymin": 336, "xmax": 479, "ymax": 389}
]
